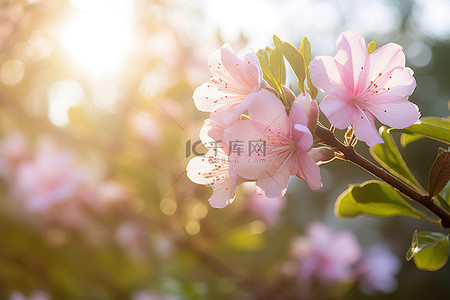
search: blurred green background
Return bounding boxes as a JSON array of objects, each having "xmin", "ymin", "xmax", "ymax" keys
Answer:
[{"xmin": 0, "ymin": 0, "xmax": 449, "ymax": 299}]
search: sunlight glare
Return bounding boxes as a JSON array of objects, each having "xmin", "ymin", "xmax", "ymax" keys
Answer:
[{"xmin": 60, "ymin": 0, "xmax": 134, "ymax": 76}]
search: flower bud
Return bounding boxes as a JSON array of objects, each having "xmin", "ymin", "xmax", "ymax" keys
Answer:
[
  {"xmin": 295, "ymin": 93, "xmax": 319, "ymax": 134},
  {"xmin": 308, "ymin": 146, "xmax": 336, "ymax": 165}
]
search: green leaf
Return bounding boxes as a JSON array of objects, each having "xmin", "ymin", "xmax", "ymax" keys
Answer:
[
  {"xmin": 370, "ymin": 126, "xmax": 422, "ymax": 190},
  {"xmin": 306, "ymin": 68, "xmax": 318, "ymax": 99},
  {"xmin": 436, "ymin": 182, "xmax": 450, "ymax": 212},
  {"xmin": 256, "ymin": 53, "xmax": 281, "ymax": 93},
  {"xmin": 406, "ymin": 230, "xmax": 449, "ymax": 271},
  {"xmin": 300, "ymin": 37, "xmax": 311, "ymax": 66},
  {"xmin": 281, "ymin": 42, "xmax": 306, "ymax": 93},
  {"xmin": 429, "ymin": 151, "xmax": 450, "ymax": 197},
  {"xmin": 397, "ymin": 117, "xmax": 450, "ymax": 146},
  {"xmin": 273, "ymin": 34, "xmax": 283, "ymax": 48},
  {"xmin": 335, "ymin": 180, "xmax": 433, "ymax": 221},
  {"xmin": 269, "ymin": 47, "xmax": 286, "ymax": 86},
  {"xmin": 367, "ymin": 41, "xmax": 377, "ymax": 54}
]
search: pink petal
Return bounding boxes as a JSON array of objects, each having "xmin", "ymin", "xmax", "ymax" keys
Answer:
[
  {"xmin": 379, "ymin": 67, "xmax": 416, "ymax": 98},
  {"xmin": 365, "ymin": 43, "xmax": 405, "ymax": 87},
  {"xmin": 297, "ymin": 151, "xmax": 322, "ymax": 190},
  {"xmin": 221, "ymin": 47, "xmax": 260, "ymax": 91},
  {"xmin": 366, "ymin": 98, "xmax": 420, "ymax": 129},
  {"xmin": 334, "ymin": 31, "xmax": 368, "ymax": 93},
  {"xmin": 310, "ymin": 56, "xmax": 346, "ymax": 94},
  {"xmin": 186, "ymin": 155, "xmax": 215, "ymax": 185},
  {"xmin": 247, "ymin": 90, "xmax": 289, "ymax": 134},
  {"xmin": 352, "ymin": 108, "xmax": 383, "ymax": 147},
  {"xmin": 319, "ymin": 92, "xmax": 353, "ymax": 129},
  {"xmin": 289, "ymin": 96, "xmax": 308, "ymax": 127},
  {"xmin": 255, "ymin": 163, "xmax": 291, "ymax": 198},
  {"xmin": 223, "ymin": 120, "xmax": 268, "ymax": 179},
  {"xmin": 222, "ymin": 94, "xmax": 254, "ymax": 124},
  {"xmin": 208, "ymin": 181, "xmax": 236, "ymax": 208},
  {"xmin": 193, "ymin": 82, "xmax": 231, "ymax": 113},
  {"xmin": 293, "ymin": 124, "xmax": 313, "ymax": 152},
  {"xmin": 293, "ymin": 93, "xmax": 319, "ymax": 132}
]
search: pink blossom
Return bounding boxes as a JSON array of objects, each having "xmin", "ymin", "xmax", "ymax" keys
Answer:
[
  {"xmin": 132, "ymin": 112, "xmax": 161, "ymax": 145},
  {"xmin": 14, "ymin": 138, "xmax": 85, "ymax": 213},
  {"xmin": 187, "ymin": 116, "xmax": 244, "ymax": 208},
  {"xmin": 310, "ymin": 31, "xmax": 420, "ymax": 146},
  {"xmin": 115, "ymin": 221, "xmax": 148, "ymax": 259},
  {"xmin": 0, "ymin": 131, "xmax": 28, "ymax": 177},
  {"xmin": 193, "ymin": 45, "xmax": 261, "ymax": 124},
  {"xmin": 224, "ymin": 90, "xmax": 322, "ymax": 198},
  {"xmin": 244, "ymin": 183, "xmax": 286, "ymax": 227},
  {"xmin": 132, "ymin": 291, "xmax": 178, "ymax": 300},
  {"xmin": 9, "ymin": 291, "xmax": 50, "ymax": 300},
  {"xmin": 291, "ymin": 223, "xmax": 362, "ymax": 284},
  {"xmin": 81, "ymin": 180, "xmax": 130, "ymax": 214},
  {"xmin": 357, "ymin": 245, "xmax": 401, "ymax": 294}
]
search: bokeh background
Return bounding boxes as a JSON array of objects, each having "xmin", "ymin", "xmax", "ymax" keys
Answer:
[{"xmin": 0, "ymin": 0, "xmax": 449, "ymax": 299}]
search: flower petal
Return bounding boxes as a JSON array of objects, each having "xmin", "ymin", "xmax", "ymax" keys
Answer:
[
  {"xmin": 221, "ymin": 47, "xmax": 260, "ymax": 91},
  {"xmin": 247, "ymin": 90, "xmax": 289, "ymax": 134},
  {"xmin": 223, "ymin": 120, "xmax": 268, "ymax": 179},
  {"xmin": 293, "ymin": 93, "xmax": 319, "ymax": 132},
  {"xmin": 293, "ymin": 124, "xmax": 313, "ymax": 152},
  {"xmin": 352, "ymin": 108, "xmax": 383, "ymax": 147},
  {"xmin": 208, "ymin": 181, "xmax": 236, "ymax": 208},
  {"xmin": 310, "ymin": 56, "xmax": 346, "ymax": 94},
  {"xmin": 365, "ymin": 98, "xmax": 420, "ymax": 129},
  {"xmin": 334, "ymin": 31, "xmax": 368, "ymax": 93},
  {"xmin": 366, "ymin": 43, "xmax": 405, "ymax": 84},
  {"xmin": 193, "ymin": 82, "xmax": 233, "ymax": 113},
  {"xmin": 297, "ymin": 152, "xmax": 322, "ymax": 190},
  {"xmin": 319, "ymin": 92, "xmax": 353, "ymax": 130},
  {"xmin": 255, "ymin": 164, "xmax": 291, "ymax": 198}
]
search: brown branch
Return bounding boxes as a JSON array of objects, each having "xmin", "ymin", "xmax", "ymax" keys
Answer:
[{"xmin": 315, "ymin": 125, "xmax": 450, "ymax": 228}]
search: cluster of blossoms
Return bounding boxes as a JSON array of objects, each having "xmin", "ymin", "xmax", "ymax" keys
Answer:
[
  {"xmin": 0, "ymin": 132, "xmax": 130, "ymax": 229},
  {"xmin": 187, "ymin": 31, "xmax": 420, "ymax": 207},
  {"xmin": 288, "ymin": 223, "xmax": 400, "ymax": 295}
]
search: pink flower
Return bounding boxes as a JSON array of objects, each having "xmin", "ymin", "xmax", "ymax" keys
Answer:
[
  {"xmin": 132, "ymin": 112, "xmax": 161, "ymax": 145},
  {"xmin": 14, "ymin": 138, "xmax": 85, "ymax": 213},
  {"xmin": 0, "ymin": 131, "xmax": 28, "ymax": 177},
  {"xmin": 193, "ymin": 45, "xmax": 261, "ymax": 124},
  {"xmin": 9, "ymin": 291, "xmax": 50, "ymax": 300},
  {"xmin": 244, "ymin": 182, "xmax": 286, "ymax": 227},
  {"xmin": 187, "ymin": 117, "xmax": 244, "ymax": 208},
  {"xmin": 223, "ymin": 90, "xmax": 322, "ymax": 198},
  {"xmin": 357, "ymin": 245, "xmax": 401, "ymax": 295},
  {"xmin": 291, "ymin": 223, "xmax": 362, "ymax": 284},
  {"xmin": 310, "ymin": 31, "xmax": 420, "ymax": 146},
  {"xmin": 132, "ymin": 291, "xmax": 178, "ymax": 300}
]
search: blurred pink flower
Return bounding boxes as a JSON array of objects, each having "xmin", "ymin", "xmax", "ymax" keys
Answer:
[
  {"xmin": 291, "ymin": 223, "xmax": 362, "ymax": 284},
  {"xmin": 81, "ymin": 180, "xmax": 131, "ymax": 214},
  {"xmin": 115, "ymin": 221, "xmax": 148, "ymax": 259},
  {"xmin": 245, "ymin": 183, "xmax": 286, "ymax": 227},
  {"xmin": 193, "ymin": 45, "xmax": 261, "ymax": 124},
  {"xmin": 132, "ymin": 112, "xmax": 161, "ymax": 145},
  {"xmin": 224, "ymin": 90, "xmax": 322, "ymax": 198},
  {"xmin": 357, "ymin": 245, "xmax": 401, "ymax": 294},
  {"xmin": 14, "ymin": 138, "xmax": 85, "ymax": 213},
  {"xmin": 310, "ymin": 31, "xmax": 420, "ymax": 146},
  {"xmin": 0, "ymin": 131, "xmax": 28, "ymax": 177},
  {"xmin": 9, "ymin": 291, "xmax": 50, "ymax": 300},
  {"xmin": 132, "ymin": 291, "xmax": 178, "ymax": 300}
]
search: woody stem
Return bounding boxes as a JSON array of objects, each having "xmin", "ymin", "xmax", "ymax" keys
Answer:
[{"xmin": 314, "ymin": 125, "xmax": 450, "ymax": 228}]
